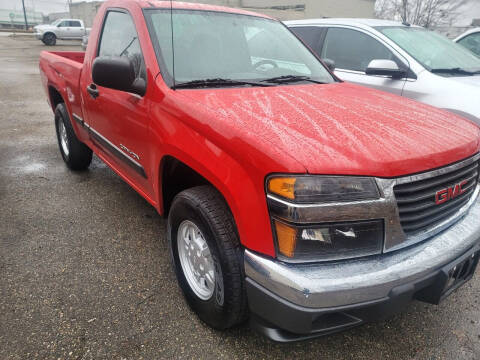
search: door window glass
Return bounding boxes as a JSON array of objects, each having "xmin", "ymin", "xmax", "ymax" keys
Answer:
[
  {"xmin": 98, "ymin": 11, "xmax": 146, "ymax": 80},
  {"xmin": 69, "ymin": 21, "xmax": 82, "ymax": 27},
  {"xmin": 458, "ymin": 33, "xmax": 480, "ymax": 57},
  {"xmin": 58, "ymin": 21, "xmax": 68, "ymax": 27},
  {"xmin": 322, "ymin": 27, "xmax": 399, "ymax": 72},
  {"xmin": 289, "ymin": 26, "xmax": 324, "ymax": 54}
]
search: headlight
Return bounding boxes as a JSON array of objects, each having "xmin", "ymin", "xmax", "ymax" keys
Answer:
[
  {"xmin": 268, "ymin": 175, "xmax": 380, "ymax": 203},
  {"xmin": 267, "ymin": 175, "xmax": 383, "ymax": 262},
  {"xmin": 273, "ymin": 219, "xmax": 384, "ymax": 262}
]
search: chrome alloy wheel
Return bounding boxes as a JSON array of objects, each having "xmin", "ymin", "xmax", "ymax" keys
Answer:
[
  {"xmin": 59, "ymin": 120, "xmax": 69, "ymax": 157},
  {"xmin": 177, "ymin": 220, "xmax": 215, "ymax": 300}
]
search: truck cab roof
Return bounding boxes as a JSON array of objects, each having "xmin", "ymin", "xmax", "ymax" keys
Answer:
[{"xmin": 136, "ymin": 0, "xmax": 273, "ymax": 19}]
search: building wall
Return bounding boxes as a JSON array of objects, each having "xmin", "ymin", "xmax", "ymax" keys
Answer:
[
  {"xmin": 432, "ymin": 0, "xmax": 480, "ymax": 38},
  {"xmin": 0, "ymin": 8, "xmax": 43, "ymax": 28},
  {"xmin": 305, "ymin": 0, "xmax": 375, "ymax": 19},
  {"xmin": 47, "ymin": 12, "xmax": 70, "ymax": 23},
  {"xmin": 242, "ymin": 0, "xmax": 375, "ymax": 20},
  {"xmin": 450, "ymin": 0, "xmax": 480, "ymax": 27},
  {"xmin": 69, "ymin": 1, "xmax": 103, "ymax": 28},
  {"xmin": 67, "ymin": 0, "xmax": 376, "ymax": 28}
]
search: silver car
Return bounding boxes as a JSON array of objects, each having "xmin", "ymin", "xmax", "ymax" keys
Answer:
[
  {"xmin": 286, "ymin": 19, "xmax": 480, "ymax": 124},
  {"xmin": 33, "ymin": 19, "xmax": 91, "ymax": 46}
]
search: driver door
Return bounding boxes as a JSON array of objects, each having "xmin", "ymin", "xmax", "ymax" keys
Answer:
[{"xmin": 81, "ymin": 9, "xmax": 153, "ymax": 197}]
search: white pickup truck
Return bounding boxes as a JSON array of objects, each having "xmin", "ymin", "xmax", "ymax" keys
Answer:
[{"xmin": 34, "ymin": 19, "xmax": 91, "ymax": 46}]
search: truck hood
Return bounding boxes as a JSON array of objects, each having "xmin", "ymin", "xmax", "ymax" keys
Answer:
[
  {"xmin": 34, "ymin": 24, "xmax": 54, "ymax": 32},
  {"xmin": 178, "ymin": 82, "xmax": 480, "ymax": 177}
]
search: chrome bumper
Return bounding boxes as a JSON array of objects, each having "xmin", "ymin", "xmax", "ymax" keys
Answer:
[{"xmin": 245, "ymin": 194, "xmax": 480, "ymax": 309}]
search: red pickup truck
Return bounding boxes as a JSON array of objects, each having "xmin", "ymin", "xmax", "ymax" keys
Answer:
[{"xmin": 40, "ymin": 0, "xmax": 480, "ymax": 342}]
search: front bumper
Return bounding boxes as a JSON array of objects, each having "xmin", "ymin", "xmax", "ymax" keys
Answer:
[
  {"xmin": 34, "ymin": 32, "xmax": 43, "ymax": 40},
  {"xmin": 245, "ymin": 195, "xmax": 480, "ymax": 341}
]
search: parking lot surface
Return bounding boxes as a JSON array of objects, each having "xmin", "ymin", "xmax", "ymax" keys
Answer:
[{"xmin": 0, "ymin": 36, "xmax": 479, "ymax": 360}]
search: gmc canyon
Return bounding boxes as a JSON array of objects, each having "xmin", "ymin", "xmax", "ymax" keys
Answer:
[{"xmin": 39, "ymin": 0, "xmax": 480, "ymax": 342}]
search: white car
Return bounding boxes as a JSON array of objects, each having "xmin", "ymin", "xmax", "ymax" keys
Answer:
[
  {"xmin": 455, "ymin": 28, "xmax": 480, "ymax": 57},
  {"xmin": 286, "ymin": 19, "xmax": 480, "ymax": 124},
  {"xmin": 33, "ymin": 19, "xmax": 91, "ymax": 46}
]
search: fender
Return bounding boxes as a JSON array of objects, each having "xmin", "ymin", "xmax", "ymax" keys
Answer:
[{"xmin": 149, "ymin": 111, "xmax": 277, "ymax": 257}]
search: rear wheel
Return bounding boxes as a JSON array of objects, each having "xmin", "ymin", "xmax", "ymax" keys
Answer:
[
  {"xmin": 42, "ymin": 33, "xmax": 56, "ymax": 46},
  {"xmin": 55, "ymin": 103, "xmax": 92, "ymax": 170},
  {"xmin": 168, "ymin": 186, "xmax": 248, "ymax": 329}
]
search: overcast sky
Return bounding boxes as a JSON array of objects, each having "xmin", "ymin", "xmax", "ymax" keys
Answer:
[{"xmin": 0, "ymin": 0, "xmax": 101, "ymax": 15}]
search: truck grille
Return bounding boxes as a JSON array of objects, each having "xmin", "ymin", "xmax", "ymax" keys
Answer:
[{"xmin": 394, "ymin": 158, "xmax": 479, "ymax": 235}]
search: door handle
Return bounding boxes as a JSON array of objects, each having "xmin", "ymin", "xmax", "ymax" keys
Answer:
[{"xmin": 87, "ymin": 83, "xmax": 99, "ymax": 99}]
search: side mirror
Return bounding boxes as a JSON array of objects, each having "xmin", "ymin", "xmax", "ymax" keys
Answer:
[
  {"xmin": 92, "ymin": 56, "xmax": 146, "ymax": 97},
  {"xmin": 322, "ymin": 58, "xmax": 335, "ymax": 72},
  {"xmin": 366, "ymin": 59, "xmax": 406, "ymax": 79}
]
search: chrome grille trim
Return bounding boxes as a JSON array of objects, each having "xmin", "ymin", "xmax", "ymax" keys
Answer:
[
  {"xmin": 392, "ymin": 155, "xmax": 479, "ymax": 236},
  {"xmin": 379, "ymin": 153, "xmax": 480, "ymax": 252}
]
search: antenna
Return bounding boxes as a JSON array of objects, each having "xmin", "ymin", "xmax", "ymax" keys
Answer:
[{"xmin": 170, "ymin": 0, "xmax": 176, "ymax": 89}]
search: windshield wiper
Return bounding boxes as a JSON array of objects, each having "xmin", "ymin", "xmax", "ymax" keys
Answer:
[
  {"xmin": 174, "ymin": 78, "xmax": 271, "ymax": 89},
  {"xmin": 430, "ymin": 67, "xmax": 480, "ymax": 76},
  {"xmin": 261, "ymin": 75, "xmax": 325, "ymax": 84}
]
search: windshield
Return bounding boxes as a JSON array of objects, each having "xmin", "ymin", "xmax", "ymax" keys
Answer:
[
  {"xmin": 51, "ymin": 19, "xmax": 62, "ymax": 26},
  {"xmin": 377, "ymin": 27, "xmax": 480, "ymax": 74},
  {"xmin": 144, "ymin": 9, "xmax": 335, "ymax": 88}
]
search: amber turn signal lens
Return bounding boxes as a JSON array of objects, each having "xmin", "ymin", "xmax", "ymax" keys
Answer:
[
  {"xmin": 274, "ymin": 221, "xmax": 297, "ymax": 258},
  {"xmin": 268, "ymin": 177, "xmax": 296, "ymax": 200}
]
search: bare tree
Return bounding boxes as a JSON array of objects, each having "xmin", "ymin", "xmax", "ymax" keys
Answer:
[{"xmin": 375, "ymin": 0, "xmax": 469, "ymax": 28}]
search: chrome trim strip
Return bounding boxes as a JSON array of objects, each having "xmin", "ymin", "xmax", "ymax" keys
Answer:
[
  {"xmin": 72, "ymin": 113, "xmax": 91, "ymax": 130},
  {"xmin": 89, "ymin": 127, "xmax": 147, "ymax": 179},
  {"xmin": 388, "ymin": 185, "xmax": 479, "ymax": 252},
  {"xmin": 267, "ymin": 194, "xmax": 391, "ymax": 223},
  {"xmin": 267, "ymin": 153, "xmax": 480, "ymax": 252},
  {"xmin": 245, "ymin": 196, "xmax": 480, "ymax": 308},
  {"xmin": 72, "ymin": 113, "xmax": 85, "ymax": 126},
  {"xmin": 70, "ymin": 112, "xmax": 146, "ymax": 178},
  {"xmin": 392, "ymin": 153, "xmax": 480, "ymax": 185}
]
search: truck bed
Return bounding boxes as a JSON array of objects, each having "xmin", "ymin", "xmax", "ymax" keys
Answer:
[
  {"xmin": 46, "ymin": 51, "xmax": 86, "ymax": 64},
  {"xmin": 39, "ymin": 51, "xmax": 86, "ymax": 134}
]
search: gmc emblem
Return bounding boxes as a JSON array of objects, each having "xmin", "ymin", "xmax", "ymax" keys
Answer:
[{"xmin": 435, "ymin": 180, "xmax": 468, "ymax": 205}]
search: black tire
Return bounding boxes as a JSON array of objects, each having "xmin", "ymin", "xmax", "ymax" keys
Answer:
[
  {"xmin": 43, "ymin": 33, "xmax": 56, "ymax": 46},
  {"xmin": 168, "ymin": 186, "xmax": 248, "ymax": 330},
  {"xmin": 55, "ymin": 103, "xmax": 92, "ymax": 171}
]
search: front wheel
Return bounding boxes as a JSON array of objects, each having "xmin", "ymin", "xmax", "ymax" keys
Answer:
[
  {"xmin": 42, "ymin": 33, "xmax": 56, "ymax": 46},
  {"xmin": 168, "ymin": 186, "xmax": 248, "ymax": 330}
]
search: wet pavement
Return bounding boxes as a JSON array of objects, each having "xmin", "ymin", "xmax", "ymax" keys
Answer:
[{"xmin": 0, "ymin": 36, "xmax": 479, "ymax": 360}]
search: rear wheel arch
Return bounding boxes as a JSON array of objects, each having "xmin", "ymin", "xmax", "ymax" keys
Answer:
[{"xmin": 48, "ymin": 86, "xmax": 64, "ymax": 111}]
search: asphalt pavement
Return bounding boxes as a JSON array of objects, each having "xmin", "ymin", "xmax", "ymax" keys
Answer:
[{"xmin": 0, "ymin": 35, "xmax": 479, "ymax": 360}]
